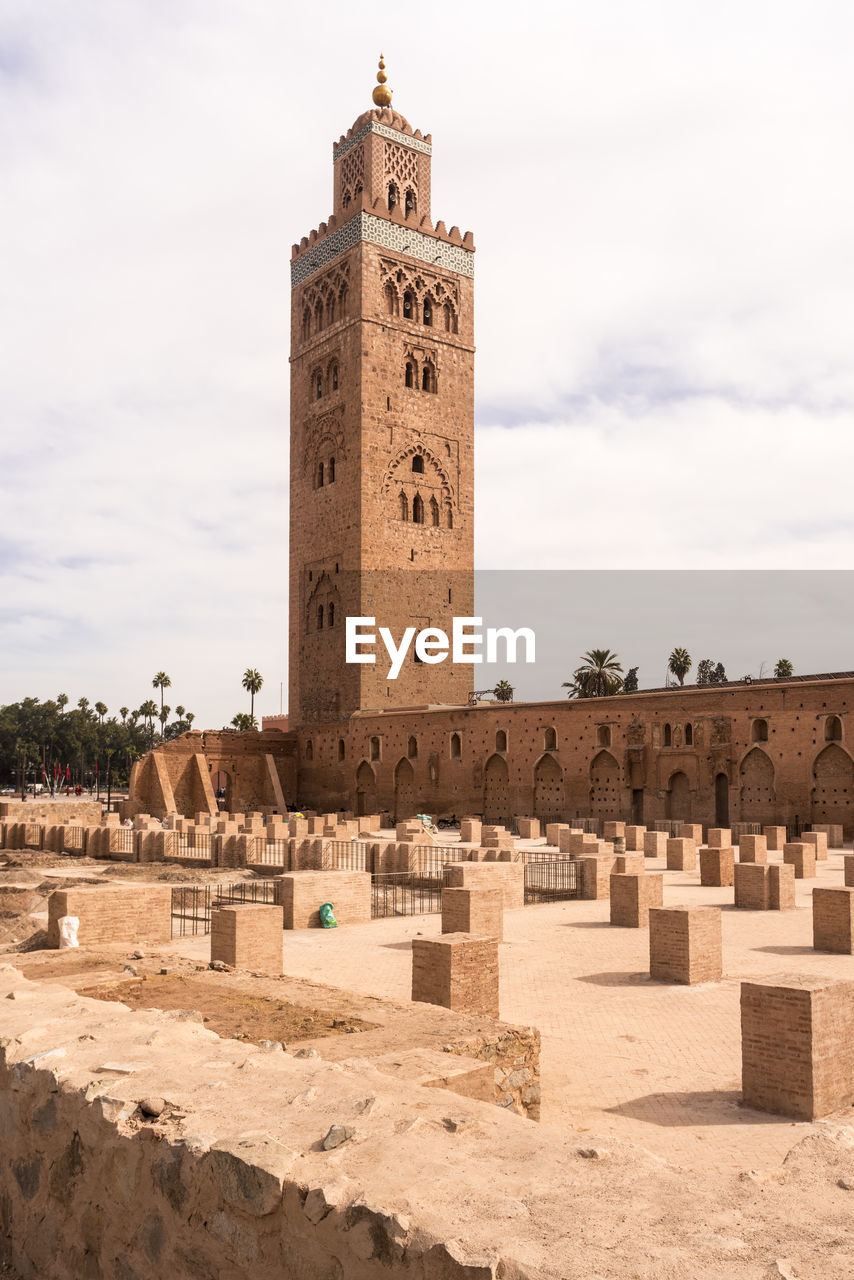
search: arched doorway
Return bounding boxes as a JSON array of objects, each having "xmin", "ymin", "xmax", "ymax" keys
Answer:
[
  {"xmin": 483, "ymin": 753, "xmax": 510, "ymax": 825},
  {"xmin": 394, "ymin": 757, "xmax": 416, "ymax": 821},
  {"xmin": 666, "ymin": 771, "xmax": 691, "ymax": 822},
  {"xmin": 533, "ymin": 753, "xmax": 563, "ymax": 823},
  {"xmin": 210, "ymin": 769, "xmax": 231, "ymax": 810},
  {"xmin": 715, "ymin": 772, "xmax": 730, "ymax": 827},
  {"xmin": 589, "ymin": 750, "xmax": 621, "ymax": 821},
  {"xmin": 355, "ymin": 761, "xmax": 377, "ymax": 818},
  {"xmin": 812, "ymin": 744, "xmax": 854, "ymax": 831},
  {"xmin": 739, "ymin": 748, "xmax": 775, "ymax": 825}
]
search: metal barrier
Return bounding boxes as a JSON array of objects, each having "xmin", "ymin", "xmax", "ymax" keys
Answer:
[
  {"xmin": 253, "ymin": 838, "xmax": 288, "ymax": 867},
  {"xmin": 524, "ymin": 858, "xmax": 580, "ymax": 904},
  {"xmin": 112, "ymin": 827, "xmax": 135, "ymax": 855},
  {"xmin": 170, "ymin": 878, "xmax": 279, "ymax": 937},
  {"xmin": 324, "ymin": 840, "xmax": 372, "ymax": 871},
  {"xmin": 172, "ymin": 831, "xmax": 212, "ymax": 860},
  {"xmin": 371, "ymin": 872, "xmax": 443, "ymax": 919}
]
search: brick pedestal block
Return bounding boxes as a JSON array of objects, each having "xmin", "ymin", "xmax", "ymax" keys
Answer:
[
  {"xmin": 459, "ymin": 818, "xmax": 482, "ymax": 844},
  {"xmin": 801, "ymin": 831, "xmax": 829, "ymax": 861},
  {"xmin": 741, "ymin": 978, "xmax": 854, "ymax": 1120},
  {"xmin": 699, "ymin": 846, "xmax": 735, "ymax": 887},
  {"xmin": 734, "ymin": 863, "xmax": 769, "ymax": 910},
  {"xmin": 783, "ymin": 842, "xmax": 816, "ymax": 879},
  {"xmin": 580, "ymin": 855, "xmax": 616, "ymax": 900},
  {"xmin": 47, "ymin": 885, "xmax": 172, "ymax": 948},
  {"xmin": 764, "ymin": 825, "xmax": 786, "ymax": 851},
  {"xmin": 603, "ymin": 822, "xmax": 625, "ymax": 841},
  {"xmin": 275, "ymin": 871, "xmax": 371, "ymax": 929},
  {"xmin": 644, "ymin": 831, "xmax": 667, "ymax": 858},
  {"xmin": 844, "ymin": 857, "xmax": 854, "ymax": 888},
  {"xmin": 545, "ymin": 822, "xmax": 569, "ymax": 848},
  {"xmin": 812, "ymin": 823, "xmax": 844, "ymax": 849},
  {"xmin": 610, "ymin": 873, "xmax": 663, "ymax": 927},
  {"xmin": 813, "ymin": 888, "xmax": 854, "ymax": 953},
  {"xmin": 739, "ymin": 834, "xmax": 768, "ymax": 864},
  {"xmin": 625, "ymin": 825, "xmax": 646, "ymax": 851},
  {"xmin": 707, "ymin": 828, "xmax": 731, "ymax": 849},
  {"xmin": 679, "ymin": 824, "xmax": 703, "ymax": 844},
  {"xmin": 649, "ymin": 907, "xmax": 722, "ymax": 984},
  {"xmin": 666, "ymin": 837, "xmax": 697, "ymax": 872},
  {"xmin": 515, "ymin": 817, "xmax": 540, "ymax": 840},
  {"xmin": 566, "ymin": 831, "xmax": 597, "ymax": 855},
  {"xmin": 412, "ymin": 934, "xmax": 499, "ymax": 1018},
  {"xmin": 615, "ymin": 853, "xmax": 645, "ymax": 875},
  {"xmin": 768, "ymin": 863, "xmax": 796, "ymax": 910},
  {"xmin": 443, "ymin": 862, "xmax": 524, "ymax": 910},
  {"xmin": 442, "ymin": 886, "xmax": 503, "ymax": 941},
  {"xmin": 210, "ymin": 904, "xmax": 282, "ymax": 973}
]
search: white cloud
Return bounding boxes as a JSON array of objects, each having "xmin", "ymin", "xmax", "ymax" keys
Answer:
[{"xmin": 1, "ymin": 0, "xmax": 852, "ymax": 724}]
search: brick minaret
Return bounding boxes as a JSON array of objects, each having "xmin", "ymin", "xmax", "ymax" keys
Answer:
[{"xmin": 289, "ymin": 63, "xmax": 475, "ymax": 726}]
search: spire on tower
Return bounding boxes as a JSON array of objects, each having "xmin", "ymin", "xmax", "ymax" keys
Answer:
[{"xmin": 371, "ymin": 53, "xmax": 393, "ymax": 107}]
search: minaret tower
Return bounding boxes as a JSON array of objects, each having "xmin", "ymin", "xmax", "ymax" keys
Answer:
[{"xmin": 289, "ymin": 59, "xmax": 475, "ymax": 726}]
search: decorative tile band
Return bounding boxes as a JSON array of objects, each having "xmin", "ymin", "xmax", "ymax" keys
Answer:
[
  {"xmin": 291, "ymin": 213, "xmax": 474, "ymax": 289},
  {"xmin": 334, "ymin": 121, "xmax": 432, "ymax": 164}
]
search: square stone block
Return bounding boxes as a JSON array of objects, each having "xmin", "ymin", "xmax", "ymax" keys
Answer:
[
  {"xmin": 610, "ymin": 873, "xmax": 663, "ymax": 927},
  {"xmin": 443, "ymin": 862, "xmax": 524, "ymax": 911},
  {"xmin": 741, "ymin": 978, "xmax": 854, "ymax": 1120},
  {"xmin": 210, "ymin": 904, "xmax": 282, "ymax": 973},
  {"xmin": 844, "ymin": 856, "xmax": 854, "ymax": 888},
  {"xmin": 412, "ymin": 934, "xmax": 499, "ymax": 1018},
  {"xmin": 666, "ymin": 837, "xmax": 697, "ymax": 872},
  {"xmin": 442, "ymin": 886, "xmax": 503, "ymax": 941},
  {"xmin": 603, "ymin": 822, "xmax": 625, "ymax": 840},
  {"xmin": 624, "ymin": 825, "xmax": 646, "ymax": 851},
  {"xmin": 643, "ymin": 831, "xmax": 667, "ymax": 858},
  {"xmin": 275, "ymin": 870, "xmax": 371, "ymax": 929},
  {"xmin": 764, "ymin": 825, "xmax": 786, "ymax": 851},
  {"xmin": 649, "ymin": 906, "xmax": 722, "ymax": 984},
  {"xmin": 615, "ymin": 853, "xmax": 645, "ymax": 875},
  {"xmin": 707, "ymin": 828, "xmax": 731, "ymax": 849},
  {"xmin": 783, "ymin": 842, "xmax": 816, "ymax": 879},
  {"xmin": 813, "ymin": 887, "xmax": 854, "ymax": 953},
  {"xmin": 516, "ymin": 818, "xmax": 540, "ymax": 840},
  {"xmin": 679, "ymin": 824, "xmax": 703, "ymax": 843},
  {"xmin": 580, "ymin": 855, "xmax": 616, "ymax": 900},
  {"xmin": 801, "ymin": 831, "xmax": 828, "ymax": 861},
  {"xmin": 545, "ymin": 822, "xmax": 569, "ymax": 847},
  {"xmin": 768, "ymin": 863, "xmax": 796, "ymax": 911},
  {"xmin": 734, "ymin": 863, "xmax": 769, "ymax": 910},
  {"xmin": 738, "ymin": 834, "xmax": 767, "ymax": 864},
  {"xmin": 699, "ymin": 846, "xmax": 735, "ymax": 887}
]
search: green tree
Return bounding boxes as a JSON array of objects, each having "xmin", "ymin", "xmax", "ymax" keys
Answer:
[
  {"xmin": 77, "ymin": 697, "xmax": 90, "ymax": 717},
  {"xmin": 241, "ymin": 669, "xmax": 264, "ymax": 721},
  {"xmin": 119, "ymin": 706, "xmax": 129, "ymax": 723},
  {"xmin": 94, "ymin": 701, "xmax": 108, "ymax": 726},
  {"xmin": 775, "ymin": 658, "xmax": 794, "ymax": 678},
  {"xmin": 623, "ymin": 666, "xmax": 639, "ymax": 693},
  {"xmin": 138, "ymin": 699, "xmax": 158, "ymax": 747},
  {"xmin": 696, "ymin": 658, "xmax": 715, "ymax": 685},
  {"xmin": 57, "ymin": 693, "xmax": 69, "ymax": 715},
  {"xmin": 563, "ymin": 649, "xmax": 623, "ymax": 699},
  {"xmin": 493, "ymin": 680, "xmax": 514, "ymax": 702},
  {"xmin": 668, "ymin": 648, "xmax": 692, "ymax": 686},
  {"xmin": 231, "ymin": 712, "xmax": 258, "ymax": 731},
  {"xmin": 712, "ymin": 662, "xmax": 727, "ymax": 684},
  {"xmin": 152, "ymin": 672, "xmax": 171, "ymax": 737}
]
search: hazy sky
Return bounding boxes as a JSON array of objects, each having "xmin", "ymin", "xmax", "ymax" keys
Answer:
[{"xmin": 2, "ymin": 1, "xmax": 853, "ymax": 727}]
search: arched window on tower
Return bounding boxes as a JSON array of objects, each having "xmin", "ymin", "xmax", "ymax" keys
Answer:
[
  {"xmin": 408, "ymin": 735, "xmax": 418, "ymax": 759},
  {"xmin": 314, "ymin": 300, "xmax": 324, "ymax": 333},
  {"xmin": 544, "ymin": 726, "xmax": 557, "ymax": 750},
  {"xmin": 314, "ymin": 371, "xmax": 323, "ymax": 400},
  {"xmin": 826, "ymin": 715, "xmax": 843, "ymax": 741},
  {"xmin": 302, "ymin": 307, "xmax": 311, "ymax": 341},
  {"xmin": 429, "ymin": 496, "xmax": 439, "ymax": 526},
  {"xmin": 338, "ymin": 283, "xmax": 348, "ymax": 315},
  {"xmin": 329, "ymin": 361, "xmax": 339, "ymax": 392},
  {"xmin": 328, "ymin": 602, "xmax": 335, "ymax": 628},
  {"xmin": 496, "ymin": 729, "xmax": 507, "ymax": 752},
  {"xmin": 412, "ymin": 455, "xmax": 424, "ymax": 474},
  {"xmin": 317, "ymin": 605, "xmax": 324, "ymax": 630},
  {"xmin": 752, "ymin": 719, "xmax": 768, "ymax": 743},
  {"xmin": 399, "ymin": 492, "xmax": 409, "ymax": 522},
  {"xmin": 597, "ymin": 725, "xmax": 611, "ymax": 747},
  {"xmin": 450, "ymin": 732, "xmax": 461, "ymax": 760},
  {"xmin": 385, "ymin": 283, "xmax": 396, "ymax": 316},
  {"xmin": 443, "ymin": 302, "xmax": 457, "ymax": 333},
  {"xmin": 404, "ymin": 188, "xmax": 416, "ymax": 215},
  {"xmin": 663, "ymin": 723, "xmax": 672, "ymax": 747},
  {"xmin": 446, "ymin": 505, "xmax": 453, "ymax": 530},
  {"xmin": 685, "ymin": 722, "xmax": 693, "ymax": 746},
  {"xmin": 405, "ymin": 361, "xmax": 415, "ymax": 389},
  {"xmin": 326, "ymin": 295, "xmax": 336, "ymax": 326},
  {"xmin": 412, "ymin": 494, "xmax": 424, "ymax": 524},
  {"xmin": 422, "ymin": 297, "xmax": 433, "ymax": 327},
  {"xmin": 328, "ymin": 457, "xmax": 335, "ymax": 483},
  {"xmin": 338, "ymin": 738, "xmax": 345, "ymax": 762},
  {"xmin": 421, "ymin": 362, "xmax": 436, "ymax": 393},
  {"xmin": 370, "ymin": 735, "xmax": 380, "ymax": 761},
  {"xmin": 403, "ymin": 291, "xmax": 415, "ymax": 320},
  {"xmin": 388, "ymin": 183, "xmax": 398, "ymax": 211},
  {"xmin": 317, "ymin": 462, "xmax": 324, "ymax": 488}
]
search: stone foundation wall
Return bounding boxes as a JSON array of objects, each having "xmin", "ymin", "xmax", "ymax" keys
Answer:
[{"xmin": 46, "ymin": 886, "xmax": 172, "ymax": 949}]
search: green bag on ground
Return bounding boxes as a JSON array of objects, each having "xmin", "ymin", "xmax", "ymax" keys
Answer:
[{"xmin": 319, "ymin": 902, "xmax": 338, "ymax": 928}]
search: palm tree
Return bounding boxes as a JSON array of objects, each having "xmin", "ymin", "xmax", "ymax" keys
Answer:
[
  {"xmin": 668, "ymin": 648, "xmax": 692, "ymax": 686},
  {"xmin": 152, "ymin": 672, "xmax": 171, "ymax": 729},
  {"xmin": 231, "ymin": 712, "xmax": 257, "ymax": 731},
  {"xmin": 57, "ymin": 693, "xmax": 69, "ymax": 714},
  {"xmin": 775, "ymin": 658, "xmax": 794, "ymax": 678},
  {"xmin": 241, "ymin": 669, "xmax": 264, "ymax": 721},
  {"xmin": 175, "ymin": 705, "xmax": 185, "ymax": 719},
  {"xmin": 119, "ymin": 706, "xmax": 129, "ymax": 723},
  {"xmin": 94, "ymin": 701, "xmax": 108, "ymax": 726},
  {"xmin": 563, "ymin": 649, "xmax": 623, "ymax": 699},
  {"xmin": 138, "ymin": 699, "xmax": 158, "ymax": 746},
  {"xmin": 493, "ymin": 680, "xmax": 514, "ymax": 703},
  {"xmin": 159, "ymin": 704, "xmax": 171, "ymax": 737},
  {"xmin": 186, "ymin": 711, "xmax": 195, "ymax": 728}
]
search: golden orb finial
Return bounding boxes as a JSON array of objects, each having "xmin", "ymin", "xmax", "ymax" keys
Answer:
[{"xmin": 372, "ymin": 53, "xmax": 393, "ymax": 107}]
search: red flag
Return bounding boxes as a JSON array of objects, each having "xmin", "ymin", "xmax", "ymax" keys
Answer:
[
  {"xmin": 53, "ymin": 762, "xmax": 58, "ymax": 781},
  {"xmin": 65, "ymin": 764, "xmax": 71, "ymax": 782}
]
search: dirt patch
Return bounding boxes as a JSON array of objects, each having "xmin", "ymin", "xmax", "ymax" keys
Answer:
[{"xmin": 79, "ymin": 972, "xmax": 378, "ymax": 1047}]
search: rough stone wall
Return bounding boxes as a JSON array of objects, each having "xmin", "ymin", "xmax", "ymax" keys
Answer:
[
  {"xmin": 46, "ymin": 886, "xmax": 172, "ymax": 949},
  {"xmin": 0, "ymin": 800, "xmax": 101, "ymax": 824}
]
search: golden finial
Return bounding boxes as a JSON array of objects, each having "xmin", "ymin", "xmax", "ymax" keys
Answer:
[{"xmin": 372, "ymin": 53, "xmax": 393, "ymax": 108}]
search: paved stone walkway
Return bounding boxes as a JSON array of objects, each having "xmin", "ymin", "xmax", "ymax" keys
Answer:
[{"xmin": 257, "ymin": 849, "xmax": 854, "ymax": 1171}]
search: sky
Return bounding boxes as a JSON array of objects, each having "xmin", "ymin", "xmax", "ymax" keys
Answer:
[{"xmin": 1, "ymin": 0, "xmax": 853, "ymax": 727}]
